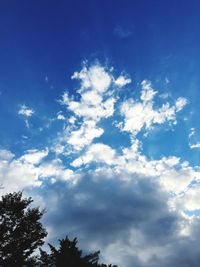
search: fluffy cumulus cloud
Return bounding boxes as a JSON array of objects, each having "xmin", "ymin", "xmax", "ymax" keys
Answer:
[
  {"xmin": 20, "ymin": 148, "xmax": 49, "ymax": 165},
  {"xmin": 18, "ymin": 104, "xmax": 34, "ymax": 117},
  {"xmin": 0, "ymin": 148, "xmax": 75, "ymax": 193},
  {"xmin": 57, "ymin": 63, "xmax": 117, "ymax": 151},
  {"xmin": 115, "ymin": 75, "xmax": 131, "ymax": 87},
  {"xmin": 120, "ymin": 80, "xmax": 187, "ymax": 138},
  {"xmin": 71, "ymin": 143, "xmax": 118, "ymax": 167},
  {"xmin": 1, "ymin": 61, "xmax": 200, "ymax": 267}
]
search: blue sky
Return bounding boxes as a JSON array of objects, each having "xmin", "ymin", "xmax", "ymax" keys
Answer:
[{"xmin": 0, "ymin": 1, "xmax": 200, "ymax": 266}]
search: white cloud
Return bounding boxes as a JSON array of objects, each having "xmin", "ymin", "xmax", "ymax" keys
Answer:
[
  {"xmin": 175, "ymin": 97, "xmax": 188, "ymax": 112},
  {"xmin": 120, "ymin": 80, "xmax": 187, "ymax": 137},
  {"xmin": 68, "ymin": 116, "xmax": 76, "ymax": 124},
  {"xmin": 58, "ymin": 63, "xmax": 123, "ymax": 151},
  {"xmin": 176, "ymin": 183, "xmax": 200, "ymax": 211},
  {"xmin": 67, "ymin": 120, "xmax": 104, "ymax": 151},
  {"xmin": 71, "ymin": 64, "xmax": 111, "ymax": 93},
  {"xmin": 18, "ymin": 104, "xmax": 34, "ymax": 117},
  {"xmin": 0, "ymin": 149, "xmax": 14, "ymax": 161},
  {"xmin": 81, "ymin": 90, "xmax": 103, "ymax": 105},
  {"xmin": 0, "ymin": 153, "xmax": 41, "ymax": 193},
  {"xmin": 189, "ymin": 128, "xmax": 200, "ymax": 149},
  {"xmin": 19, "ymin": 148, "xmax": 49, "ymax": 165},
  {"xmin": 0, "ymin": 149, "xmax": 75, "ymax": 194},
  {"xmin": 190, "ymin": 143, "xmax": 200, "ymax": 149},
  {"xmin": 71, "ymin": 143, "xmax": 118, "ymax": 167},
  {"xmin": 115, "ymin": 75, "xmax": 131, "ymax": 87},
  {"xmin": 140, "ymin": 80, "xmax": 157, "ymax": 103},
  {"xmin": 57, "ymin": 114, "xmax": 65, "ymax": 120},
  {"xmin": 62, "ymin": 92, "xmax": 115, "ymax": 121},
  {"xmin": 52, "ymin": 144, "xmax": 65, "ymax": 155},
  {"xmin": 159, "ymin": 92, "xmax": 171, "ymax": 99},
  {"xmin": 189, "ymin": 128, "xmax": 195, "ymax": 138},
  {"xmin": 37, "ymin": 159, "xmax": 75, "ymax": 183}
]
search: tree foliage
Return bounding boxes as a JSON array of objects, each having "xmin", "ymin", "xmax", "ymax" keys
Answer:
[
  {"xmin": 0, "ymin": 191, "xmax": 118, "ymax": 267},
  {"xmin": 0, "ymin": 191, "xmax": 47, "ymax": 266},
  {"xmin": 39, "ymin": 236, "xmax": 118, "ymax": 267}
]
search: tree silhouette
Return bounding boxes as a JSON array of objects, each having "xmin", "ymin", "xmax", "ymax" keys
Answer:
[
  {"xmin": 0, "ymin": 191, "xmax": 118, "ymax": 267},
  {"xmin": 39, "ymin": 236, "xmax": 118, "ymax": 267},
  {"xmin": 0, "ymin": 191, "xmax": 47, "ymax": 266}
]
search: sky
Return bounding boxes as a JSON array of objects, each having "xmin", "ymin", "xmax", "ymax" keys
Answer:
[{"xmin": 0, "ymin": 0, "xmax": 200, "ymax": 266}]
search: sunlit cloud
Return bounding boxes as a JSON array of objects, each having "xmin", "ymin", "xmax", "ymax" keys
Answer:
[
  {"xmin": 1, "ymin": 61, "xmax": 200, "ymax": 267},
  {"xmin": 18, "ymin": 104, "xmax": 34, "ymax": 117}
]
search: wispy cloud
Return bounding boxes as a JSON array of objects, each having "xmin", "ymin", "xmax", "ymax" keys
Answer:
[
  {"xmin": 114, "ymin": 25, "xmax": 132, "ymax": 38},
  {"xmin": 189, "ymin": 128, "xmax": 200, "ymax": 149},
  {"xmin": 18, "ymin": 104, "xmax": 35, "ymax": 128}
]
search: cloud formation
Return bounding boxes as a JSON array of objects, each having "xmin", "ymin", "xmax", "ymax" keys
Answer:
[
  {"xmin": 56, "ymin": 63, "xmax": 131, "ymax": 152},
  {"xmin": 37, "ymin": 170, "xmax": 200, "ymax": 267},
  {"xmin": 189, "ymin": 128, "xmax": 200, "ymax": 149},
  {"xmin": 1, "ymin": 61, "xmax": 200, "ymax": 267},
  {"xmin": 18, "ymin": 104, "xmax": 35, "ymax": 128},
  {"xmin": 120, "ymin": 80, "xmax": 187, "ymax": 138},
  {"xmin": 18, "ymin": 104, "xmax": 34, "ymax": 117}
]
